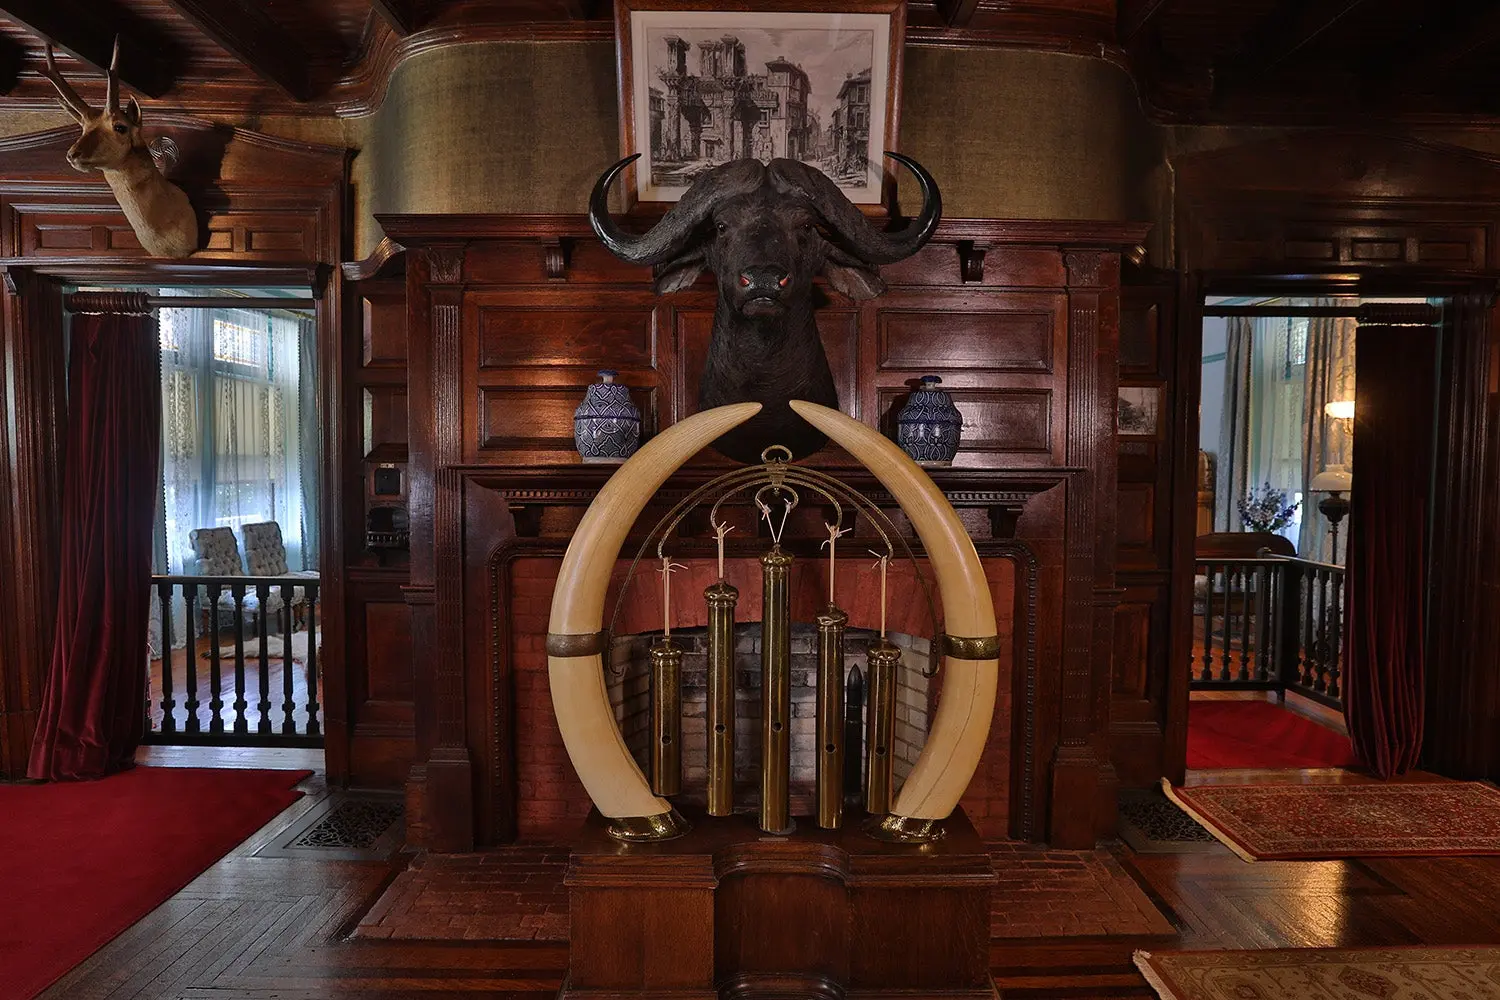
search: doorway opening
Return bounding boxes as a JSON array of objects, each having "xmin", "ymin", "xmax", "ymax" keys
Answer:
[
  {"xmin": 67, "ymin": 285, "xmax": 325, "ymax": 752},
  {"xmin": 1186, "ymin": 294, "xmax": 1437, "ymax": 774}
]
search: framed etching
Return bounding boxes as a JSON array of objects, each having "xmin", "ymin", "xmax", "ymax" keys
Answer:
[
  {"xmin": 613, "ymin": 0, "xmax": 906, "ymax": 208},
  {"xmin": 1117, "ymin": 386, "xmax": 1161, "ymax": 437}
]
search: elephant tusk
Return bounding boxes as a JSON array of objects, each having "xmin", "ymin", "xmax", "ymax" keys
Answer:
[
  {"xmin": 546, "ymin": 403, "xmax": 762, "ymax": 835},
  {"xmin": 788, "ymin": 400, "xmax": 998, "ymax": 824}
]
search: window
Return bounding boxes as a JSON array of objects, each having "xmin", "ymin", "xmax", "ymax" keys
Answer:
[{"xmin": 152, "ymin": 291, "xmax": 318, "ymax": 577}]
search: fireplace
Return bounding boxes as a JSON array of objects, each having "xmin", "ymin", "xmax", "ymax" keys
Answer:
[
  {"xmin": 382, "ymin": 213, "xmax": 1144, "ymax": 852},
  {"xmin": 496, "ymin": 550, "xmax": 1019, "ymax": 840}
]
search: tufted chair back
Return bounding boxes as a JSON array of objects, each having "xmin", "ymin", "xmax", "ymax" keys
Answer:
[
  {"xmin": 242, "ymin": 521, "xmax": 291, "ymax": 576},
  {"xmin": 188, "ymin": 526, "xmax": 244, "ymax": 576}
]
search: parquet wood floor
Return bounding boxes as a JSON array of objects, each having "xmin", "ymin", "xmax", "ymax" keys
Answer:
[{"xmin": 39, "ymin": 749, "xmax": 1500, "ymax": 999}]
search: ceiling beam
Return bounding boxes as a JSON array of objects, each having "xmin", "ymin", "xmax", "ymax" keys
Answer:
[
  {"xmin": 0, "ymin": 34, "xmax": 23, "ymax": 93},
  {"xmin": 1367, "ymin": 6, "xmax": 1500, "ymax": 102},
  {"xmin": 0, "ymin": 0, "xmax": 173, "ymax": 97},
  {"xmin": 1212, "ymin": 0, "xmax": 1371, "ymax": 103},
  {"xmin": 370, "ymin": 0, "xmax": 416, "ymax": 36},
  {"xmin": 1118, "ymin": 0, "xmax": 1174, "ymax": 44},
  {"xmin": 934, "ymin": 0, "xmax": 981, "ymax": 29},
  {"xmin": 160, "ymin": 0, "xmax": 314, "ymax": 101}
]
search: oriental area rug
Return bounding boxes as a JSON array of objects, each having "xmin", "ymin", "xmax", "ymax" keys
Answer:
[
  {"xmin": 1135, "ymin": 946, "xmax": 1500, "ymax": 1000},
  {"xmin": 1161, "ymin": 778, "xmax": 1500, "ymax": 861},
  {"xmin": 0, "ymin": 765, "xmax": 310, "ymax": 1000}
]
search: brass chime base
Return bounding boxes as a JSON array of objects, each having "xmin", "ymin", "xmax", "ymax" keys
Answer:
[
  {"xmin": 606, "ymin": 807, "xmax": 692, "ymax": 843},
  {"xmin": 863, "ymin": 814, "xmax": 947, "ymax": 844}
]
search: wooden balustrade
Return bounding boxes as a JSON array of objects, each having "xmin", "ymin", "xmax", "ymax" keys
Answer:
[
  {"xmin": 146, "ymin": 575, "xmax": 323, "ymax": 746},
  {"xmin": 1192, "ymin": 554, "xmax": 1345, "ymax": 709}
]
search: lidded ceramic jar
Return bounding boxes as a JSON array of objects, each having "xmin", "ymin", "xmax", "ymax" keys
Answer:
[
  {"xmin": 573, "ymin": 370, "xmax": 641, "ymax": 463},
  {"xmin": 896, "ymin": 375, "xmax": 963, "ymax": 466}
]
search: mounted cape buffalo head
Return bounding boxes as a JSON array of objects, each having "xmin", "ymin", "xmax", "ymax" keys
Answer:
[{"xmin": 589, "ymin": 152, "xmax": 941, "ymax": 463}]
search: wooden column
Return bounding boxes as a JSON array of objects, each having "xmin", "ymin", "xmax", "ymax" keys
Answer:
[
  {"xmin": 404, "ymin": 245, "xmax": 475, "ymax": 850},
  {"xmin": 1049, "ymin": 251, "xmax": 1119, "ymax": 848}
]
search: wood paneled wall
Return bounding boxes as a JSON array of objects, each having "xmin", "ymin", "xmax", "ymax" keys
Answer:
[
  {"xmin": 381, "ymin": 213, "xmax": 1147, "ymax": 850},
  {"xmin": 341, "ymin": 260, "xmax": 415, "ymax": 787}
]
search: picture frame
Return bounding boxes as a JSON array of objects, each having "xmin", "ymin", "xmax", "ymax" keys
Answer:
[
  {"xmin": 1117, "ymin": 386, "xmax": 1161, "ymax": 437},
  {"xmin": 612, "ymin": 0, "xmax": 906, "ymax": 210}
]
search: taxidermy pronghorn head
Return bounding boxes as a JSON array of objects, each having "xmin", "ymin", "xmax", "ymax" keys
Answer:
[{"xmin": 40, "ymin": 38, "xmax": 199, "ymax": 258}]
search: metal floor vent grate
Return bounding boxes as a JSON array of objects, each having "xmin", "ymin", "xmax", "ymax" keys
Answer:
[
  {"xmin": 291, "ymin": 798, "xmax": 404, "ymax": 850},
  {"xmin": 1117, "ymin": 794, "xmax": 1221, "ymax": 854},
  {"xmin": 257, "ymin": 793, "xmax": 406, "ymax": 860}
]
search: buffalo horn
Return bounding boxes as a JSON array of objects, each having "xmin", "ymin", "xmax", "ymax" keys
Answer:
[
  {"xmin": 588, "ymin": 154, "xmax": 764, "ymax": 266},
  {"xmin": 772, "ymin": 152, "xmax": 942, "ymax": 265}
]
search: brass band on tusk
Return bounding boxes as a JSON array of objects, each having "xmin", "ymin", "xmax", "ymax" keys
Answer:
[
  {"xmin": 649, "ymin": 639, "xmax": 683, "ymax": 797},
  {"xmin": 940, "ymin": 633, "xmax": 1002, "ymax": 660},
  {"xmin": 705, "ymin": 581, "xmax": 739, "ymax": 817},
  {"xmin": 545, "ymin": 631, "xmax": 609, "ymax": 657},
  {"xmin": 606, "ymin": 808, "xmax": 692, "ymax": 842}
]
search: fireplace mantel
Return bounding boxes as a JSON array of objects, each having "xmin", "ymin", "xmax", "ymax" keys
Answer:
[{"xmin": 386, "ymin": 212, "xmax": 1148, "ymax": 852}]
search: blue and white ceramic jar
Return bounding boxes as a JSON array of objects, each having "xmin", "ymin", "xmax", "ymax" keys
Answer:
[
  {"xmin": 896, "ymin": 376, "xmax": 963, "ymax": 466},
  {"xmin": 574, "ymin": 370, "xmax": 641, "ymax": 463}
]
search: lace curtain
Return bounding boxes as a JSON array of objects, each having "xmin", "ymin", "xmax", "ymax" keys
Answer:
[
  {"xmin": 1215, "ymin": 315, "xmax": 1307, "ymax": 547},
  {"xmin": 150, "ymin": 302, "xmax": 316, "ymax": 651}
]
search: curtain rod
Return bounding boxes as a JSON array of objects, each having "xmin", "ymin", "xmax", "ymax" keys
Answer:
[
  {"xmin": 65, "ymin": 291, "xmax": 318, "ymax": 314},
  {"xmin": 1204, "ymin": 303, "xmax": 1442, "ymax": 324}
]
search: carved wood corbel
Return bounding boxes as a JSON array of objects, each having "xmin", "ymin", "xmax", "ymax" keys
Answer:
[
  {"xmin": 543, "ymin": 238, "xmax": 572, "ymax": 281},
  {"xmin": 957, "ymin": 240, "xmax": 986, "ymax": 283}
]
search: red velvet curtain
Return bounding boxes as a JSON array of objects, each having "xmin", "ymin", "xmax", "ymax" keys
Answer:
[
  {"xmin": 1342, "ymin": 324, "xmax": 1436, "ymax": 778},
  {"xmin": 28, "ymin": 309, "xmax": 161, "ymax": 780}
]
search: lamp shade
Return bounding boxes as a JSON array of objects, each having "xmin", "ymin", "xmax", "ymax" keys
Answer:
[
  {"xmin": 1324, "ymin": 399, "xmax": 1355, "ymax": 420},
  {"xmin": 1309, "ymin": 467, "xmax": 1353, "ymax": 492}
]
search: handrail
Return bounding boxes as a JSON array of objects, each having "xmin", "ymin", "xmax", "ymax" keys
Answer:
[{"xmin": 1190, "ymin": 553, "xmax": 1345, "ymax": 710}]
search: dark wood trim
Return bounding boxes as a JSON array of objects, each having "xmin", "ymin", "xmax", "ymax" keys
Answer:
[
  {"xmin": 0, "ymin": 0, "xmax": 174, "ymax": 97},
  {"xmin": 160, "ymin": 0, "xmax": 315, "ymax": 101},
  {"xmin": 379, "ymin": 213, "xmax": 1152, "ymax": 250}
]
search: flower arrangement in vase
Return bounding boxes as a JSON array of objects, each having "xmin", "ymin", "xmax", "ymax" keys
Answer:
[{"xmin": 1238, "ymin": 482, "xmax": 1300, "ymax": 534}]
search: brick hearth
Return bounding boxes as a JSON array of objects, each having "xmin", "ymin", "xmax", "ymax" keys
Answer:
[{"xmin": 352, "ymin": 842, "xmax": 1172, "ymax": 944}]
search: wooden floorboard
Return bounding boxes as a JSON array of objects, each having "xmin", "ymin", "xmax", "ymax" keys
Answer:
[{"xmin": 35, "ymin": 748, "xmax": 1500, "ymax": 998}]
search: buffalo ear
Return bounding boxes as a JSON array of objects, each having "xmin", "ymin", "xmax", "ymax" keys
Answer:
[
  {"xmin": 653, "ymin": 249, "xmax": 707, "ymax": 294},
  {"xmin": 821, "ymin": 246, "xmax": 885, "ymax": 299}
]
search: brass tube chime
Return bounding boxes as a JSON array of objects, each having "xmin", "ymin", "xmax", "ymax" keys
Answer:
[
  {"xmin": 650, "ymin": 638, "xmax": 683, "ymax": 796},
  {"xmin": 760, "ymin": 545, "xmax": 794, "ymax": 834},
  {"xmin": 863, "ymin": 638, "xmax": 900, "ymax": 814},
  {"xmin": 704, "ymin": 579, "xmax": 739, "ymax": 816},
  {"xmin": 815, "ymin": 603, "xmax": 849, "ymax": 828}
]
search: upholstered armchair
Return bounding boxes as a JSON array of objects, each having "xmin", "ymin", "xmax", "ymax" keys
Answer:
[
  {"xmin": 241, "ymin": 521, "xmax": 318, "ymax": 579},
  {"xmin": 187, "ymin": 526, "xmax": 283, "ymax": 632},
  {"xmin": 242, "ymin": 521, "xmax": 316, "ymax": 627}
]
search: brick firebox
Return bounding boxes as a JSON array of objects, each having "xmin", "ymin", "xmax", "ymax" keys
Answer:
[{"xmin": 505, "ymin": 554, "xmax": 1016, "ymax": 838}]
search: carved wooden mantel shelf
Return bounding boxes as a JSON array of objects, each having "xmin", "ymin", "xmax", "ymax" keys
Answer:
[{"xmin": 464, "ymin": 463, "xmax": 1069, "ymax": 545}]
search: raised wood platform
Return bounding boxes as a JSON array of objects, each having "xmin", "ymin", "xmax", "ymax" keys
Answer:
[{"xmin": 563, "ymin": 807, "xmax": 997, "ymax": 1000}]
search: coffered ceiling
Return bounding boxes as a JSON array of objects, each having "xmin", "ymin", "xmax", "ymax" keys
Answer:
[{"xmin": 0, "ymin": 0, "xmax": 1492, "ymax": 125}]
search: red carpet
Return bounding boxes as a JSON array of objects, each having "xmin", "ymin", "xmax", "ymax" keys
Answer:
[
  {"xmin": 0, "ymin": 765, "xmax": 310, "ymax": 1000},
  {"xmin": 1187, "ymin": 700, "xmax": 1356, "ymax": 769}
]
